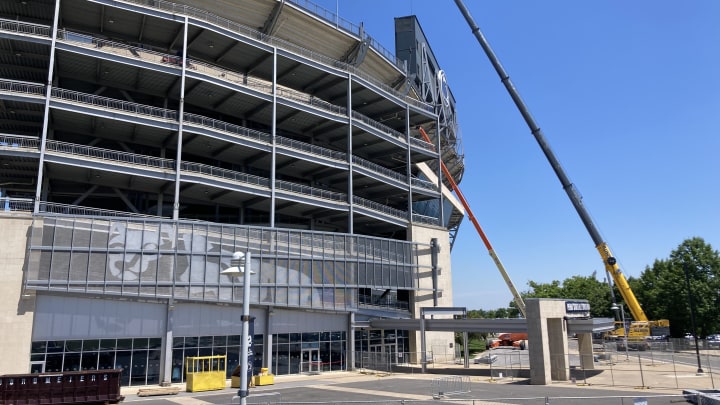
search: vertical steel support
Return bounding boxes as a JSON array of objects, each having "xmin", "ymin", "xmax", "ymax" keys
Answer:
[
  {"xmin": 405, "ymin": 106, "xmax": 412, "ymax": 222},
  {"xmin": 346, "ymin": 74, "xmax": 354, "ymax": 234},
  {"xmin": 420, "ymin": 313, "xmax": 427, "ymax": 373},
  {"xmin": 172, "ymin": 16, "xmax": 189, "ymax": 220},
  {"xmin": 435, "ymin": 117, "xmax": 444, "ymax": 226},
  {"xmin": 264, "ymin": 308, "xmax": 273, "ymax": 374},
  {"xmin": 348, "ymin": 312, "xmax": 355, "ymax": 371},
  {"xmin": 270, "ymin": 48, "xmax": 278, "ymax": 227},
  {"xmin": 34, "ymin": 0, "xmax": 61, "ymax": 213}
]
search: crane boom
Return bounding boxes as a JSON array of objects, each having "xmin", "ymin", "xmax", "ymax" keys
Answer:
[
  {"xmin": 452, "ymin": 0, "xmax": 649, "ymax": 322},
  {"xmin": 417, "ymin": 126, "xmax": 526, "ymax": 317}
]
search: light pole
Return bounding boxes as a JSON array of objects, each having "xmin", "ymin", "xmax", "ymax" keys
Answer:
[
  {"xmin": 221, "ymin": 251, "xmax": 254, "ymax": 404},
  {"xmin": 611, "ymin": 303, "xmax": 629, "ymax": 360}
]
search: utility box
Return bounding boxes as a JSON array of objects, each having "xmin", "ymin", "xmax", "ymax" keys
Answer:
[{"xmin": 185, "ymin": 355, "xmax": 226, "ymax": 392}]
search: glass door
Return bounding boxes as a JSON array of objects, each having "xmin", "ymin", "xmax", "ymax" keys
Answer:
[{"xmin": 300, "ymin": 348, "xmax": 319, "ymax": 373}]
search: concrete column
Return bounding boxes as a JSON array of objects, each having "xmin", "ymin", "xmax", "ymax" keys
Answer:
[
  {"xmin": 577, "ymin": 333, "xmax": 595, "ymax": 370},
  {"xmin": 526, "ymin": 298, "xmax": 570, "ymax": 385}
]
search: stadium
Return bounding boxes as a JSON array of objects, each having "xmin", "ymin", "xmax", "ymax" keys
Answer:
[{"xmin": 0, "ymin": 0, "xmax": 465, "ymax": 386}]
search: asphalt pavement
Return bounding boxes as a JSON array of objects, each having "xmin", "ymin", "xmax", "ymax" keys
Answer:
[{"xmin": 119, "ymin": 362, "xmax": 716, "ymax": 405}]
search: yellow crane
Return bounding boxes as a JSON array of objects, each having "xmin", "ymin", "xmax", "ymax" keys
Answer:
[{"xmin": 452, "ymin": 0, "xmax": 669, "ymax": 339}]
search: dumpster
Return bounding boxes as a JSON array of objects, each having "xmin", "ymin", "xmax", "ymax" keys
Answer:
[
  {"xmin": 0, "ymin": 369, "xmax": 124, "ymax": 405},
  {"xmin": 185, "ymin": 355, "xmax": 226, "ymax": 392}
]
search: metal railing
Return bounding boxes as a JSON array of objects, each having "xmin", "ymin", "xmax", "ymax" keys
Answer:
[
  {"xmin": 37, "ymin": 201, "xmax": 158, "ymax": 218},
  {"xmin": 275, "ymin": 180, "xmax": 346, "ymax": 203},
  {"xmin": 276, "ymin": 136, "xmax": 346, "ymax": 162},
  {"xmin": 183, "ymin": 113, "xmax": 272, "ymax": 144},
  {"xmin": 351, "ymin": 111, "xmax": 406, "ymax": 144},
  {"xmin": 410, "ymin": 177, "xmax": 438, "ymax": 193},
  {"xmin": 0, "ymin": 18, "xmax": 51, "ymax": 38},
  {"xmin": 412, "ymin": 213, "xmax": 440, "ymax": 226},
  {"xmin": 0, "ymin": 78, "xmax": 45, "ymax": 96},
  {"xmin": 0, "ymin": 198, "xmax": 34, "ymax": 212},
  {"xmin": 51, "ymin": 87, "xmax": 178, "ymax": 121},
  {"xmin": 46, "ymin": 140, "xmax": 175, "ymax": 170},
  {"xmin": 181, "ymin": 161, "xmax": 269, "ymax": 188},
  {"xmin": 113, "ymin": 0, "xmax": 433, "ymax": 112},
  {"xmin": 0, "ymin": 134, "xmax": 40, "ymax": 149},
  {"xmin": 353, "ymin": 195, "xmax": 407, "ymax": 220},
  {"xmin": 352, "ymin": 156, "xmax": 406, "ymax": 183}
]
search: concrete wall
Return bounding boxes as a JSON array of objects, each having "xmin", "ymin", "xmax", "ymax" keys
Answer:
[
  {"xmin": 0, "ymin": 214, "xmax": 35, "ymax": 374},
  {"xmin": 408, "ymin": 224, "xmax": 454, "ymax": 362}
]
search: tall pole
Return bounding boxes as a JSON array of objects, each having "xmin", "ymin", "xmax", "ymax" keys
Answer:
[
  {"xmin": 239, "ymin": 252, "xmax": 252, "ymax": 403},
  {"xmin": 683, "ymin": 262, "xmax": 704, "ymax": 374}
]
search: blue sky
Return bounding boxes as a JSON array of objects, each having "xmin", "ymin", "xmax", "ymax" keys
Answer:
[{"xmin": 314, "ymin": 1, "xmax": 720, "ymax": 309}]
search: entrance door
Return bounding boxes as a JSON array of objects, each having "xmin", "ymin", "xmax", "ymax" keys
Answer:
[{"xmin": 300, "ymin": 349, "xmax": 319, "ymax": 373}]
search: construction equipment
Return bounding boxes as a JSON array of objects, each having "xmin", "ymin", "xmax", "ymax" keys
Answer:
[
  {"xmin": 452, "ymin": 0, "xmax": 669, "ymax": 339},
  {"xmin": 487, "ymin": 332, "xmax": 528, "ymax": 350},
  {"xmin": 417, "ymin": 126, "xmax": 526, "ymax": 318}
]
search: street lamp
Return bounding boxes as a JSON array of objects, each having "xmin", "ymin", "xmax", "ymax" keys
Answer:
[
  {"xmin": 611, "ymin": 303, "xmax": 629, "ymax": 360},
  {"xmin": 221, "ymin": 251, "xmax": 255, "ymax": 404}
]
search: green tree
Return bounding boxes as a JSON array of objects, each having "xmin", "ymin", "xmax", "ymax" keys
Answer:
[
  {"xmin": 635, "ymin": 237, "xmax": 720, "ymax": 337},
  {"xmin": 521, "ymin": 276, "xmax": 614, "ymax": 318}
]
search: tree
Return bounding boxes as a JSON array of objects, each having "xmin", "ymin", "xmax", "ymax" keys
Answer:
[
  {"xmin": 634, "ymin": 237, "xmax": 720, "ymax": 337},
  {"xmin": 521, "ymin": 276, "xmax": 614, "ymax": 318}
]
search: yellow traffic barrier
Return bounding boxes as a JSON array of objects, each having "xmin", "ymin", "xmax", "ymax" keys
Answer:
[{"xmin": 185, "ymin": 355, "xmax": 227, "ymax": 392}]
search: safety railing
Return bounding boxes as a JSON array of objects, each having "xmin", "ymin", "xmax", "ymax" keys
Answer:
[
  {"xmin": 412, "ymin": 213, "xmax": 440, "ymax": 226},
  {"xmin": 409, "ymin": 136, "xmax": 435, "ymax": 151},
  {"xmin": 0, "ymin": 198, "xmax": 34, "ymax": 213},
  {"xmin": 114, "ymin": 0, "xmax": 433, "ymax": 112},
  {"xmin": 0, "ymin": 18, "xmax": 51, "ymax": 38},
  {"xmin": 0, "ymin": 78, "xmax": 45, "ymax": 96},
  {"xmin": 353, "ymin": 195, "xmax": 407, "ymax": 220},
  {"xmin": 275, "ymin": 180, "xmax": 346, "ymax": 203},
  {"xmin": 0, "ymin": 134, "xmax": 40, "ymax": 149},
  {"xmin": 351, "ymin": 111, "xmax": 406, "ymax": 144},
  {"xmin": 411, "ymin": 177, "xmax": 438, "ymax": 193},
  {"xmin": 181, "ymin": 161, "xmax": 270, "ymax": 188},
  {"xmin": 183, "ymin": 113, "xmax": 272, "ymax": 144},
  {"xmin": 275, "ymin": 136, "xmax": 346, "ymax": 162},
  {"xmin": 45, "ymin": 140, "xmax": 175, "ymax": 170},
  {"xmin": 37, "ymin": 201, "xmax": 157, "ymax": 218},
  {"xmin": 51, "ymin": 87, "xmax": 178, "ymax": 121},
  {"xmin": 352, "ymin": 156, "xmax": 406, "ymax": 183}
]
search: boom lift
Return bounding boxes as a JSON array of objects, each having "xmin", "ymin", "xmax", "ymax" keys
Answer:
[
  {"xmin": 417, "ymin": 127, "xmax": 526, "ymax": 318},
  {"xmin": 452, "ymin": 0, "xmax": 669, "ymax": 339}
]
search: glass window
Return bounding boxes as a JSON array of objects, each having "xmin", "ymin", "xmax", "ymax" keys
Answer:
[
  {"xmin": 131, "ymin": 350, "xmax": 148, "ymax": 386},
  {"xmin": 45, "ymin": 353, "xmax": 63, "ymax": 373},
  {"xmin": 31, "ymin": 341, "xmax": 47, "ymax": 354},
  {"xmin": 133, "ymin": 338, "xmax": 149, "ymax": 350},
  {"xmin": 116, "ymin": 339, "xmax": 133, "ymax": 350},
  {"xmin": 199, "ymin": 336, "xmax": 213, "ymax": 347},
  {"xmin": 227, "ymin": 335, "xmax": 240, "ymax": 346},
  {"xmin": 100, "ymin": 339, "xmax": 116, "ymax": 351},
  {"xmin": 63, "ymin": 353, "xmax": 81, "ymax": 371},
  {"xmin": 115, "ymin": 351, "xmax": 131, "ymax": 386},
  {"xmin": 46, "ymin": 341, "xmax": 64, "ymax": 353},
  {"xmin": 81, "ymin": 352, "xmax": 98, "ymax": 371},
  {"xmin": 148, "ymin": 338, "xmax": 162, "ymax": 349},
  {"xmin": 98, "ymin": 352, "xmax": 115, "ymax": 370},
  {"xmin": 213, "ymin": 336, "xmax": 227, "ymax": 347},
  {"xmin": 83, "ymin": 340, "xmax": 100, "ymax": 351},
  {"xmin": 146, "ymin": 350, "xmax": 161, "ymax": 385},
  {"xmin": 301, "ymin": 332, "xmax": 319, "ymax": 342},
  {"xmin": 184, "ymin": 337, "xmax": 198, "ymax": 348},
  {"xmin": 173, "ymin": 337, "xmax": 185, "ymax": 348}
]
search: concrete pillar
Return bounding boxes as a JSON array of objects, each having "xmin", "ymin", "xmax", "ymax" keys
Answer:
[
  {"xmin": 526, "ymin": 298, "xmax": 570, "ymax": 385},
  {"xmin": 577, "ymin": 333, "xmax": 595, "ymax": 370}
]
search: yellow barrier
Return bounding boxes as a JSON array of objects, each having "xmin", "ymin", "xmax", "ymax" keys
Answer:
[{"xmin": 185, "ymin": 355, "xmax": 227, "ymax": 392}]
